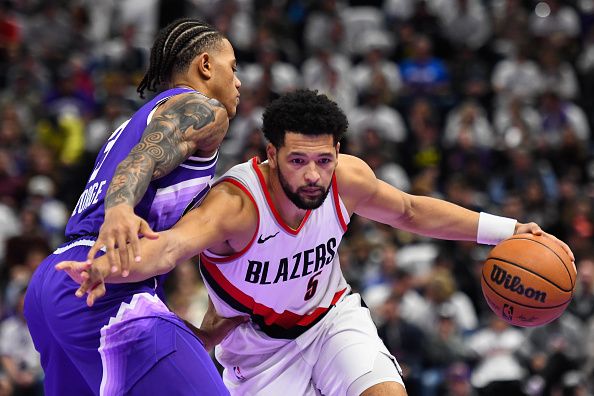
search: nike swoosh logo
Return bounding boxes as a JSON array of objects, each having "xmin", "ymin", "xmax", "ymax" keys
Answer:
[{"xmin": 257, "ymin": 231, "xmax": 279, "ymax": 244}]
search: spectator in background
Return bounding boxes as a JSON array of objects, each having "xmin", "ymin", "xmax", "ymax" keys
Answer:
[
  {"xmin": 490, "ymin": 0, "xmax": 530, "ymax": 58},
  {"xmin": 219, "ymin": 88, "xmax": 264, "ymax": 170},
  {"xmin": 0, "ymin": 148, "xmax": 25, "ymax": 207},
  {"xmin": 401, "ymin": 98, "xmax": 443, "ymax": 177},
  {"xmin": 351, "ymin": 37, "xmax": 402, "ymax": 104},
  {"xmin": 436, "ymin": 0, "xmax": 492, "ymax": 51},
  {"xmin": 443, "ymin": 362, "xmax": 478, "ymax": 396},
  {"xmin": 303, "ymin": 0, "xmax": 346, "ymax": 55},
  {"xmin": 0, "ymin": 287, "xmax": 42, "ymax": 396},
  {"xmin": 85, "ymin": 97, "xmax": 132, "ymax": 156},
  {"xmin": 492, "ymin": 43, "xmax": 543, "ymax": 109},
  {"xmin": 443, "ymin": 100, "xmax": 495, "ymax": 150},
  {"xmin": 421, "ymin": 303, "xmax": 476, "ymax": 396},
  {"xmin": 24, "ymin": 175, "xmax": 68, "ymax": 246},
  {"xmin": 377, "ymin": 294, "xmax": 426, "ymax": 396},
  {"xmin": 101, "ymin": 23, "xmax": 147, "ymax": 79},
  {"xmin": 421, "ymin": 268, "xmax": 478, "ymax": 333},
  {"xmin": 0, "ymin": 103, "xmax": 28, "ymax": 161},
  {"xmin": 584, "ymin": 316, "xmax": 594, "ymax": 392},
  {"xmin": 538, "ymin": 47, "xmax": 579, "ymax": 101},
  {"xmin": 302, "ymin": 43, "xmax": 355, "ymax": 114},
  {"xmin": 0, "ymin": 198, "xmax": 20, "ymax": 265},
  {"xmin": 359, "ymin": 131, "xmax": 411, "ymax": 192},
  {"xmin": 519, "ymin": 312, "xmax": 586, "ymax": 396},
  {"xmin": 400, "ymin": 35, "xmax": 451, "ymax": 108},
  {"xmin": 468, "ymin": 315, "xmax": 527, "ymax": 396},
  {"xmin": 239, "ymin": 43, "xmax": 300, "ymax": 103},
  {"xmin": 350, "ymin": 90, "xmax": 407, "ymax": 149},
  {"xmin": 568, "ymin": 255, "xmax": 594, "ymax": 323},
  {"xmin": 529, "ymin": 0, "xmax": 580, "ymax": 44},
  {"xmin": 211, "ymin": 0, "xmax": 255, "ymax": 61},
  {"xmin": 577, "ymin": 27, "xmax": 594, "ymax": 130},
  {"xmin": 166, "ymin": 259, "xmax": 210, "ymax": 328},
  {"xmin": 537, "ymin": 91, "xmax": 590, "ymax": 151},
  {"xmin": 449, "ymin": 47, "xmax": 491, "ymax": 107},
  {"xmin": 488, "ymin": 147, "xmax": 558, "ymax": 207},
  {"xmin": 3, "ymin": 237, "xmax": 50, "ymax": 313},
  {"xmin": 493, "ymin": 96, "xmax": 541, "ymax": 150}
]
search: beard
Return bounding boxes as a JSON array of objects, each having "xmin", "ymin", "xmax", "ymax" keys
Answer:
[{"xmin": 277, "ymin": 165, "xmax": 331, "ymax": 210}]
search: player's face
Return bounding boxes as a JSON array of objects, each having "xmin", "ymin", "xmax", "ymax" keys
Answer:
[
  {"xmin": 209, "ymin": 39, "xmax": 241, "ymax": 118},
  {"xmin": 272, "ymin": 133, "xmax": 339, "ymax": 210}
]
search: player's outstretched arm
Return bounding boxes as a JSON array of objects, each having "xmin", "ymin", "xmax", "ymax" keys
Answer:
[
  {"xmin": 87, "ymin": 93, "xmax": 229, "ymax": 276},
  {"xmin": 338, "ymin": 155, "xmax": 574, "ymax": 261},
  {"xmin": 59, "ymin": 182, "xmax": 255, "ymax": 306}
]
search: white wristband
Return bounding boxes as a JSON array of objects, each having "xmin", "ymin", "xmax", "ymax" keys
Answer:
[{"xmin": 477, "ymin": 212, "xmax": 517, "ymax": 245}]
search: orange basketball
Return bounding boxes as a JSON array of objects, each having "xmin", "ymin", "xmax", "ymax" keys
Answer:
[{"xmin": 481, "ymin": 233, "xmax": 576, "ymax": 327}]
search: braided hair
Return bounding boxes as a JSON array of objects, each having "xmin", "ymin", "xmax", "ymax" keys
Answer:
[{"xmin": 137, "ymin": 18, "xmax": 224, "ymax": 98}]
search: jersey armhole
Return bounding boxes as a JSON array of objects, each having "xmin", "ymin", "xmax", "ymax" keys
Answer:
[{"xmin": 201, "ymin": 178, "xmax": 260, "ymax": 263}]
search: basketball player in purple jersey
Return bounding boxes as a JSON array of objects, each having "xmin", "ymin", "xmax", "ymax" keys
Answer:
[{"xmin": 24, "ymin": 19, "xmax": 242, "ymax": 396}]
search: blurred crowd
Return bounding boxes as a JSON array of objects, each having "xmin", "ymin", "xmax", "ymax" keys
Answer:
[{"xmin": 0, "ymin": 0, "xmax": 594, "ymax": 395}]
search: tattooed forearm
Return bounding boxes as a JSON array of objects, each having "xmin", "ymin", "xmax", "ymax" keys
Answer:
[
  {"xmin": 105, "ymin": 150, "xmax": 156, "ymax": 208},
  {"xmin": 104, "ymin": 93, "xmax": 228, "ymax": 208}
]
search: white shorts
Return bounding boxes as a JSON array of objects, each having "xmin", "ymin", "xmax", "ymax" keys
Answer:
[{"xmin": 215, "ymin": 293, "xmax": 404, "ymax": 396}]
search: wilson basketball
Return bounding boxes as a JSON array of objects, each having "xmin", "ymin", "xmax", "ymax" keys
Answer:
[{"xmin": 481, "ymin": 234, "xmax": 576, "ymax": 327}]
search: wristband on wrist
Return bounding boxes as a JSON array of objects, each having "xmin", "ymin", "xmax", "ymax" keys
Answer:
[{"xmin": 477, "ymin": 212, "xmax": 517, "ymax": 245}]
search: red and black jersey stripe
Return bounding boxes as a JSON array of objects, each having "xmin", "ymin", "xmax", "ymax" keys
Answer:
[{"xmin": 200, "ymin": 255, "xmax": 346, "ymax": 339}]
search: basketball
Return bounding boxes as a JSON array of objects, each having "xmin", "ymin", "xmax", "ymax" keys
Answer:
[{"xmin": 481, "ymin": 234, "xmax": 576, "ymax": 327}]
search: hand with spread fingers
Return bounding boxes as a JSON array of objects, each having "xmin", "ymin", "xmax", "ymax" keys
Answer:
[
  {"xmin": 86, "ymin": 204, "xmax": 159, "ymax": 278},
  {"xmin": 55, "ymin": 259, "xmax": 110, "ymax": 307}
]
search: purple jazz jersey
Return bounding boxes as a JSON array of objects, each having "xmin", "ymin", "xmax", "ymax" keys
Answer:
[
  {"xmin": 66, "ymin": 87, "xmax": 217, "ymax": 237},
  {"xmin": 24, "ymin": 88, "xmax": 229, "ymax": 396}
]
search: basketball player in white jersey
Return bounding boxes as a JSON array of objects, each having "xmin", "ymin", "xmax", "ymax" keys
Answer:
[{"xmin": 58, "ymin": 90, "xmax": 574, "ymax": 396}]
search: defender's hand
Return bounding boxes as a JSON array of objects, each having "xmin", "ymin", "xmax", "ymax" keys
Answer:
[
  {"xmin": 56, "ymin": 259, "xmax": 110, "ymax": 307},
  {"xmin": 87, "ymin": 204, "xmax": 159, "ymax": 277}
]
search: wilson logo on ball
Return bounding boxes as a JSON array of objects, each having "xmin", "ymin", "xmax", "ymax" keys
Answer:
[{"xmin": 490, "ymin": 264, "xmax": 547, "ymax": 303}]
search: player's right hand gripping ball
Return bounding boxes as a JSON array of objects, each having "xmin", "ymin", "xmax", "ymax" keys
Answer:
[{"xmin": 481, "ymin": 234, "xmax": 576, "ymax": 327}]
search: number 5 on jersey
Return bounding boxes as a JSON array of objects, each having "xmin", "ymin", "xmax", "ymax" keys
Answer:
[{"xmin": 304, "ymin": 271, "xmax": 323, "ymax": 301}]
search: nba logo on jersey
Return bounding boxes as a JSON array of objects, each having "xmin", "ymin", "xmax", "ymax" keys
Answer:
[
  {"xmin": 502, "ymin": 303, "xmax": 514, "ymax": 321},
  {"xmin": 233, "ymin": 366, "xmax": 246, "ymax": 381}
]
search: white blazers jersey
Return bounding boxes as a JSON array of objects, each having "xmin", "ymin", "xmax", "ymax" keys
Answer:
[{"xmin": 200, "ymin": 157, "xmax": 351, "ymax": 339}]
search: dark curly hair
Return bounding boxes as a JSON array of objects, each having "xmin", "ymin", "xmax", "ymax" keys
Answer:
[
  {"xmin": 262, "ymin": 90, "xmax": 348, "ymax": 147},
  {"xmin": 137, "ymin": 18, "xmax": 224, "ymax": 98}
]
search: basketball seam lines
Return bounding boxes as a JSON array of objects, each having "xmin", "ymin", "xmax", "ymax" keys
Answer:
[
  {"xmin": 488, "ymin": 256, "xmax": 572, "ymax": 292},
  {"xmin": 481, "ymin": 272, "xmax": 571, "ymax": 309},
  {"xmin": 506, "ymin": 237, "xmax": 574, "ymax": 288}
]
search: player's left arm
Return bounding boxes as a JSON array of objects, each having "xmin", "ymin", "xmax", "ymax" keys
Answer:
[{"xmin": 337, "ymin": 155, "xmax": 574, "ymax": 260}]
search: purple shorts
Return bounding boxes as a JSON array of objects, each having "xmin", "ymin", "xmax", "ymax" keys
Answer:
[{"xmin": 24, "ymin": 240, "xmax": 229, "ymax": 396}]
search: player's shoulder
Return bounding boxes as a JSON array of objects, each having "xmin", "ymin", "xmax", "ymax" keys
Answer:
[
  {"xmin": 209, "ymin": 179, "xmax": 257, "ymax": 216},
  {"xmin": 336, "ymin": 154, "xmax": 376, "ymax": 188},
  {"xmin": 335, "ymin": 154, "xmax": 378, "ymax": 206},
  {"xmin": 155, "ymin": 91, "xmax": 225, "ymax": 116}
]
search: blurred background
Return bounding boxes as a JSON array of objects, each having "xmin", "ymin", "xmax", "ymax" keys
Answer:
[{"xmin": 0, "ymin": 0, "xmax": 593, "ymax": 395}]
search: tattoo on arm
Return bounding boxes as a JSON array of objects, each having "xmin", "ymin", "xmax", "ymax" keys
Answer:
[{"xmin": 105, "ymin": 94, "xmax": 227, "ymax": 208}]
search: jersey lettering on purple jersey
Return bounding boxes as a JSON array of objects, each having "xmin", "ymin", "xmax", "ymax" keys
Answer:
[{"xmin": 66, "ymin": 88, "xmax": 219, "ymax": 238}]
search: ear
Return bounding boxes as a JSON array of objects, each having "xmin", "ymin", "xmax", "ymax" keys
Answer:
[
  {"xmin": 335, "ymin": 142, "xmax": 340, "ymax": 155},
  {"xmin": 194, "ymin": 53, "xmax": 212, "ymax": 80},
  {"xmin": 266, "ymin": 143, "xmax": 277, "ymax": 169}
]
